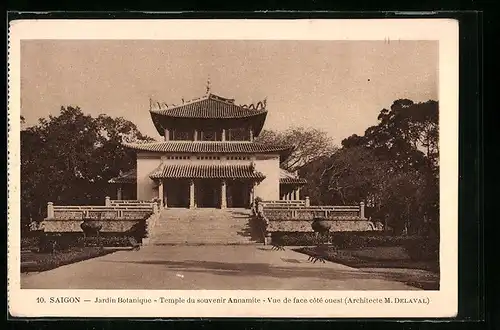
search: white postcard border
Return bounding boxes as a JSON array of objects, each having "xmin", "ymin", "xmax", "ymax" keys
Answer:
[{"xmin": 7, "ymin": 18, "xmax": 459, "ymax": 318}]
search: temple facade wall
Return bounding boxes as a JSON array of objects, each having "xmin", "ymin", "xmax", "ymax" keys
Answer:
[
  {"xmin": 137, "ymin": 155, "xmax": 160, "ymax": 200},
  {"xmin": 253, "ymin": 155, "xmax": 280, "ymax": 201},
  {"xmin": 136, "ymin": 152, "xmax": 281, "ymax": 202}
]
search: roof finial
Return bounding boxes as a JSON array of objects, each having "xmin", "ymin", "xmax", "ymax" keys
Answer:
[{"xmin": 206, "ymin": 76, "xmax": 211, "ymax": 95}]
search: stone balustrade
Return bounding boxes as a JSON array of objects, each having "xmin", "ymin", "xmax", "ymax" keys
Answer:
[
  {"xmin": 253, "ymin": 199, "xmax": 375, "ymax": 242},
  {"xmin": 260, "ymin": 200, "xmax": 306, "ymax": 207},
  {"xmin": 43, "ymin": 201, "xmax": 157, "ymax": 233}
]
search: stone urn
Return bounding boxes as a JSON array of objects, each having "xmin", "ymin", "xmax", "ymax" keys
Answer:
[
  {"xmin": 311, "ymin": 217, "xmax": 331, "ymax": 244},
  {"xmin": 311, "ymin": 217, "xmax": 331, "ymax": 233},
  {"xmin": 80, "ymin": 220, "xmax": 103, "ymax": 237}
]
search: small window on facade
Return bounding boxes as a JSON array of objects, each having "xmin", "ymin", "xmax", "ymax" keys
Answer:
[
  {"xmin": 226, "ymin": 127, "xmax": 251, "ymax": 141},
  {"xmin": 171, "ymin": 129, "xmax": 193, "ymax": 141},
  {"xmin": 200, "ymin": 129, "xmax": 221, "ymax": 141}
]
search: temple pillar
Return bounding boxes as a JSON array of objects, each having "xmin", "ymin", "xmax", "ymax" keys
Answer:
[
  {"xmin": 194, "ymin": 129, "xmax": 198, "ymax": 141},
  {"xmin": 221, "ymin": 180, "xmax": 227, "ymax": 209},
  {"xmin": 249, "ymin": 182, "xmax": 255, "ymax": 204},
  {"xmin": 249, "ymin": 128, "xmax": 253, "ymax": 142},
  {"xmin": 189, "ymin": 180, "xmax": 195, "ymax": 209},
  {"xmin": 297, "ymin": 187, "xmax": 301, "ymax": 200},
  {"xmin": 117, "ymin": 187, "xmax": 122, "ymax": 200},
  {"xmin": 158, "ymin": 180, "xmax": 164, "ymax": 208},
  {"xmin": 221, "ymin": 129, "xmax": 226, "ymax": 141},
  {"xmin": 164, "ymin": 128, "xmax": 170, "ymax": 141}
]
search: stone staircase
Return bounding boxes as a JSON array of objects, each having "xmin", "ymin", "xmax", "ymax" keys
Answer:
[{"xmin": 147, "ymin": 208, "xmax": 262, "ymax": 245}]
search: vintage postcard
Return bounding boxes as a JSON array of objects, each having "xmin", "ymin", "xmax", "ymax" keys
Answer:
[{"xmin": 8, "ymin": 19, "xmax": 458, "ymax": 318}]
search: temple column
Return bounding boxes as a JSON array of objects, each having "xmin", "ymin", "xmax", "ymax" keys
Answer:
[
  {"xmin": 194, "ymin": 129, "xmax": 198, "ymax": 141},
  {"xmin": 297, "ymin": 187, "xmax": 301, "ymax": 200},
  {"xmin": 249, "ymin": 182, "xmax": 255, "ymax": 204},
  {"xmin": 221, "ymin": 180, "xmax": 227, "ymax": 209},
  {"xmin": 189, "ymin": 180, "xmax": 195, "ymax": 209},
  {"xmin": 164, "ymin": 128, "xmax": 170, "ymax": 141},
  {"xmin": 117, "ymin": 187, "xmax": 122, "ymax": 200},
  {"xmin": 249, "ymin": 128, "xmax": 253, "ymax": 142},
  {"xmin": 158, "ymin": 180, "xmax": 164, "ymax": 208},
  {"xmin": 221, "ymin": 129, "xmax": 226, "ymax": 141}
]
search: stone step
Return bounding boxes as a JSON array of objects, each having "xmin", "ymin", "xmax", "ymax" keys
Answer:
[{"xmin": 146, "ymin": 208, "xmax": 256, "ymax": 246}]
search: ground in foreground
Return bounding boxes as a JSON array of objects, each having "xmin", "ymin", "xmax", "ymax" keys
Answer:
[
  {"xmin": 295, "ymin": 246, "xmax": 439, "ymax": 290},
  {"xmin": 22, "ymin": 245, "xmax": 426, "ymax": 290}
]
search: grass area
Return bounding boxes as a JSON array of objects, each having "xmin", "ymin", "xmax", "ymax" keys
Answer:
[
  {"xmin": 295, "ymin": 246, "xmax": 439, "ymax": 272},
  {"xmin": 294, "ymin": 245, "xmax": 439, "ymax": 290},
  {"xmin": 21, "ymin": 247, "xmax": 117, "ymax": 273}
]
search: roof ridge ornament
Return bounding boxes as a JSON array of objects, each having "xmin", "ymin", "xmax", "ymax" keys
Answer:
[
  {"xmin": 206, "ymin": 76, "xmax": 211, "ymax": 95},
  {"xmin": 240, "ymin": 97, "xmax": 267, "ymax": 110}
]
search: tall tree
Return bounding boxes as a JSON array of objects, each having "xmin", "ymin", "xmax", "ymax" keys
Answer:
[
  {"xmin": 255, "ymin": 127, "xmax": 337, "ymax": 171},
  {"xmin": 303, "ymin": 99, "xmax": 439, "ymax": 234},
  {"xmin": 20, "ymin": 106, "xmax": 154, "ymax": 227},
  {"xmin": 342, "ymin": 99, "xmax": 439, "ymax": 174}
]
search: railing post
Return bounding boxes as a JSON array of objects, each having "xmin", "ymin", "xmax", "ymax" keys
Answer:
[
  {"xmin": 105, "ymin": 196, "xmax": 111, "ymax": 206},
  {"xmin": 47, "ymin": 202, "xmax": 54, "ymax": 218},
  {"xmin": 360, "ymin": 201, "xmax": 365, "ymax": 219},
  {"xmin": 264, "ymin": 232, "xmax": 272, "ymax": 245},
  {"xmin": 305, "ymin": 196, "xmax": 310, "ymax": 207}
]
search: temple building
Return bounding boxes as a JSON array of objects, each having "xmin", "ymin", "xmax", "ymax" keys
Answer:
[{"xmin": 109, "ymin": 92, "xmax": 306, "ymax": 209}]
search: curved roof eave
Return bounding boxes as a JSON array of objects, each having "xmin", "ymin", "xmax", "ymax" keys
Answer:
[{"xmin": 150, "ymin": 111, "xmax": 268, "ymax": 137}]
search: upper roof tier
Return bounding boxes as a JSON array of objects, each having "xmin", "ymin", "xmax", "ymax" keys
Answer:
[
  {"xmin": 149, "ymin": 93, "xmax": 268, "ymax": 137},
  {"xmin": 123, "ymin": 141, "xmax": 294, "ymax": 163}
]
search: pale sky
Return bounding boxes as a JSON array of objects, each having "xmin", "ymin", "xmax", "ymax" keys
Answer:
[{"xmin": 21, "ymin": 40, "xmax": 438, "ymax": 145}]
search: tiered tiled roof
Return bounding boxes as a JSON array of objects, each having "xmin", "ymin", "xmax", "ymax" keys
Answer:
[
  {"xmin": 108, "ymin": 169, "xmax": 136, "ymax": 184},
  {"xmin": 150, "ymin": 94, "xmax": 267, "ymax": 119},
  {"xmin": 149, "ymin": 164, "xmax": 265, "ymax": 180},
  {"xmin": 109, "ymin": 166, "xmax": 306, "ymax": 185},
  {"xmin": 149, "ymin": 93, "xmax": 268, "ymax": 136},
  {"xmin": 123, "ymin": 141, "xmax": 294, "ymax": 162},
  {"xmin": 279, "ymin": 168, "xmax": 307, "ymax": 185}
]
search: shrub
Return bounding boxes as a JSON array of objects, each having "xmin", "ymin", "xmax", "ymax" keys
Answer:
[
  {"xmin": 272, "ymin": 232, "xmax": 322, "ymax": 246},
  {"xmin": 77, "ymin": 236, "xmax": 133, "ymax": 247},
  {"xmin": 272, "ymin": 231, "xmax": 426, "ymax": 248},
  {"xmin": 404, "ymin": 236, "xmax": 439, "ymax": 261},
  {"xmin": 127, "ymin": 218, "xmax": 147, "ymax": 241},
  {"xmin": 21, "ymin": 236, "xmax": 41, "ymax": 250}
]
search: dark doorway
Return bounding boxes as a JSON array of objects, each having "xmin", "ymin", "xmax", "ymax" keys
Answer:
[
  {"xmin": 227, "ymin": 180, "xmax": 250, "ymax": 208},
  {"xmin": 196, "ymin": 179, "xmax": 221, "ymax": 208},
  {"xmin": 165, "ymin": 179, "xmax": 190, "ymax": 208}
]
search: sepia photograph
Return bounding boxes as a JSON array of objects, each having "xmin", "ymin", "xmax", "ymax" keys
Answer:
[{"xmin": 8, "ymin": 19, "xmax": 458, "ymax": 318}]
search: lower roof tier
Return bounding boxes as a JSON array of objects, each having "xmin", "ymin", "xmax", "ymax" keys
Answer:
[
  {"xmin": 123, "ymin": 141, "xmax": 294, "ymax": 163},
  {"xmin": 149, "ymin": 164, "xmax": 265, "ymax": 180},
  {"xmin": 108, "ymin": 167, "xmax": 307, "ymax": 185}
]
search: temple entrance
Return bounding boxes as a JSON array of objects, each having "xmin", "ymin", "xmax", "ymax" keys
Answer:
[
  {"xmin": 165, "ymin": 179, "xmax": 190, "ymax": 208},
  {"xmin": 195, "ymin": 179, "xmax": 221, "ymax": 208},
  {"xmin": 227, "ymin": 180, "xmax": 251, "ymax": 208}
]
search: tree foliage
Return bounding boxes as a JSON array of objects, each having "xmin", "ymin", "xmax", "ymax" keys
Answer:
[
  {"xmin": 21, "ymin": 106, "xmax": 154, "ymax": 227},
  {"xmin": 255, "ymin": 126, "xmax": 337, "ymax": 171},
  {"xmin": 300, "ymin": 99, "xmax": 439, "ymax": 235}
]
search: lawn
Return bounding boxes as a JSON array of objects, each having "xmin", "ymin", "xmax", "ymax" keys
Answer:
[
  {"xmin": 21, "ymin": 247, "xmax": 117, "ymax": 273},
  {"xmin": 294, "ymin": 245, "xmax": 439, "ymax": 290}
]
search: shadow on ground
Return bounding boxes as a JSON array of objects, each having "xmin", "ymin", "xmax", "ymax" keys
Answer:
[{"xmin": 100, "ymin": 258, "xmax": 438, "ymax": 289}]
